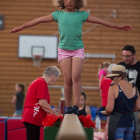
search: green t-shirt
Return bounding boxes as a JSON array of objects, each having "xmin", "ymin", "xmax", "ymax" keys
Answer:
[{"xmin": 52, "ymin": 10, "xmax": 89, "ymax": 50}]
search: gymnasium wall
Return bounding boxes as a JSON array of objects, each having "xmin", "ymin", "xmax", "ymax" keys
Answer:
[{"xmin": 0, "ymin": 0, "xmax": 140, "ymax": 116}]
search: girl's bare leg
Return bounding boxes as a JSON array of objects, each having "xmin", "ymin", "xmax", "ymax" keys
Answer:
[
  {"xmin": 72, "ymin": 57, "xmax": 84, "ymax": 106},
  {"xmin": 59, "ymin": 58, "xmax": 72, "ymax": 107}
]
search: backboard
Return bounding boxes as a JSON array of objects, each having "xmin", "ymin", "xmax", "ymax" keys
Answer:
[{"xmin": 18, "ymin": 35, "xmax": 58, "ymax": 59}]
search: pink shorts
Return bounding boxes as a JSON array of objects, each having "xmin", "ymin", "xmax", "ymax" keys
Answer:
[{"xmin": 58, "ymin": 48, "xmax": 85, "ymax": 62}]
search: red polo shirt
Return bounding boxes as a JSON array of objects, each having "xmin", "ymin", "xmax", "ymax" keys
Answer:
[
  {"xmin": 21, "ymin": 77, "xmax": 50, "ymax": 126},
  {"xmin": 100, "ymin": 76, "xmax": 112, "ymax": 107}
]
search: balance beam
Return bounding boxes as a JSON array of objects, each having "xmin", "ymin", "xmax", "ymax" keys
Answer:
[{"xmin": 56, "ymin": 114, "xmax": 87, "ymax": 140}]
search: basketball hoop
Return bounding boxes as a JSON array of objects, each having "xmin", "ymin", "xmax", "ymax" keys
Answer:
[{"xmin": 32, "ymin": 55, "xmax": 43, "ymax": 67}]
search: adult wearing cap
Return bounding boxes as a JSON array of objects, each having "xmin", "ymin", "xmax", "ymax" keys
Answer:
[
  {"xmin": 103, "ymin": 65, "xmax": 140, "ymax": 140},
  {"xmin": 21, "ymin": 66, "xmax": 61, "ymax": 140}
]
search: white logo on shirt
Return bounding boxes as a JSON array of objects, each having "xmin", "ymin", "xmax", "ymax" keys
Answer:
[
  {"xmin": 126, "ymin": 69, "xmax": 138, "ymax": 84},
  {"xmin": 33, "ymin": 103, "xmax": 40, "ymax": 118}
]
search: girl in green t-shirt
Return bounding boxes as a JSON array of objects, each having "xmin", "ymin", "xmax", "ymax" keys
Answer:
[{"xmin": 10, "ymin": 0, "xmax": 132, "ymax": 115}]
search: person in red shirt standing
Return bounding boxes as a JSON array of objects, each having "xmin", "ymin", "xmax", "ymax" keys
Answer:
[
  {"xmin": 21, "ymin": 66, "xmax": 61, "ymax": 140},
  {"xmin": 100, "ymin": 63, "xmax": 116, "ymax": 140}
]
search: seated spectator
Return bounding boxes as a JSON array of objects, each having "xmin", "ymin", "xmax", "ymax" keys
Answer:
[{"xmin": 78, "ymin": 91, "xmax": 91, "ymax": 116}]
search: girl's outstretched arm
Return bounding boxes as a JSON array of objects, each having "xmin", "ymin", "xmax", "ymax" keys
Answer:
[
  {"xmin": 86, "ymin": 15, "xmax": 132, "ymax": 31},
  {"xmin": 10, "ymin": 14, "xmax": 54, "ymax": 33}
]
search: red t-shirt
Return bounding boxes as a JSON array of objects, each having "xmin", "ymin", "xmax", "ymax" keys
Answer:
[
  {"xmin": 21, "ymin": 77, "xmax": 50, "ymax": 126},
  {"xmin": 100, "ymin": 76, "xmax": 112, "ymax": 107}
]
